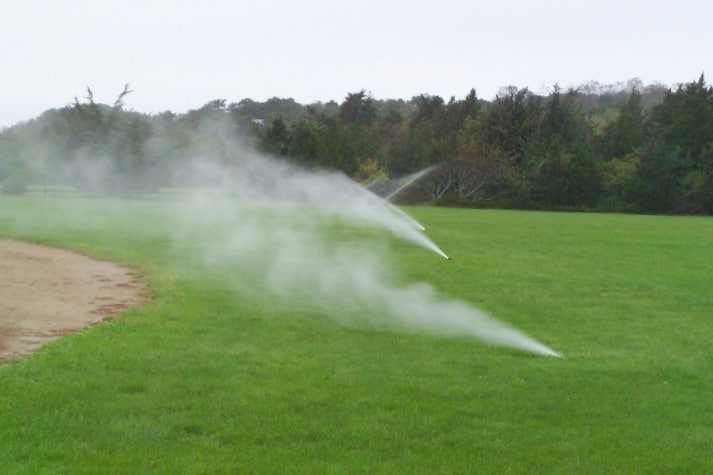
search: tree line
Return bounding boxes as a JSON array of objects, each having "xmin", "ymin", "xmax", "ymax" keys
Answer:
[{"xmin": 1, "ymin": 75, "xmax": 711, "ymax": 214}]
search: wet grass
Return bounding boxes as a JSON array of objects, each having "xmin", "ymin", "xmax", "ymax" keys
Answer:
[{"xmin": 1, "ymin": 196, "xmax": 712, "ymax": 474}]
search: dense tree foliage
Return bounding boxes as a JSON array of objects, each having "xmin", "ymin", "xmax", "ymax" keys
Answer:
[
  {"xmin": 632, "ymin": 74, "xmax": 713, "ymax": 213},
  {"xmin": 1, "ymin": 76, "xmax": 711, "ymax": 214}
]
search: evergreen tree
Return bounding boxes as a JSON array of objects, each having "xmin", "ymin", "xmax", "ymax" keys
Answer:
[
  {"xmin": 652, "ymin": 74, "xmax": 713, "ymax": 156},
  {"xmin": 600, "ymin": 89, "xmax": 645, "ymax": 160},
  {"xmin": 480, "ymin": 86, "xmax": 542, "ymax": 165},
  {"xmin": 262, "ymin": 115, "xmax": 289, "ymax": 156},
  {"xmin": 530, "ymin": 87, "xmax": 601, "ymax": 207},
  {"xmin": 631, "ymin": 74, "xmax": 713, "ymax": 213},
  {"xmin": 339, "ymin": 90, "xmax": 376, "ymax": 126}
]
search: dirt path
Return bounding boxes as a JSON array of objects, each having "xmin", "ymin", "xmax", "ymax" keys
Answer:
[{"xmin": 0, "ymin": 240, "xmax": 148, "ymax": 360}]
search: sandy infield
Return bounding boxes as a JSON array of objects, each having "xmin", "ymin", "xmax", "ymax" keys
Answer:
[{"xmin": 0, "ymin": 240, "xmax": 148, "ymax": 360}]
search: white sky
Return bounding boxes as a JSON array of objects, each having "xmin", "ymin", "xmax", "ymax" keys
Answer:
[{"xmin": 2, "ymin": 0, "xmax": 711, "ymax": 128}]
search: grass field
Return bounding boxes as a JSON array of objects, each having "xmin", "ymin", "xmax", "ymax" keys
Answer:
[{"xmin": 1, "ymin": 195, "xmax": 712, "ymax": 474}]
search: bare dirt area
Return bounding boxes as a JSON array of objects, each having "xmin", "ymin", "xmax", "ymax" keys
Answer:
[{"xmin": 0, "ymin": 240, "xmax": 148, "ymax": 360}]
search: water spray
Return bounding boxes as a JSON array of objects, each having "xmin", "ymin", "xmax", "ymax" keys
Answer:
[
  {"xmin": 383, "ymin": 165, "xmax": 438, "ymax": 203},
  {"xmin": 351, "ymin": 170, "xmax": 452, "ymax": 260},
  {"xmin": 176, "ymin": 135, "xmax": 554, "ymax": 357},
  {"xmin": 368, "ymin": 192, "xmax": 450, "ymax": 259}
]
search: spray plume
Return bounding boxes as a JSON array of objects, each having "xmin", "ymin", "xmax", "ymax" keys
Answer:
[
  {"xmin": 15, "ymin": 113, "xmax": 557, "ymax": 357},
  {"xmin": 382, "ymin": 165, "xmax": 438, "ymax": 203},
  {"xmin": 162, "ymin": 122, "xmax": 557, "ymax": 357}
]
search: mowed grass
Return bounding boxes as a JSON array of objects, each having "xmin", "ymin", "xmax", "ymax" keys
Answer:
[{"xmin": 1, "ymin": 196, "xmax": 712, "ymax": 474}]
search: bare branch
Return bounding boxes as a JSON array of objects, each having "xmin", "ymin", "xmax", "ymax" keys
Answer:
[
  {"xmin": 85, "ymin": 87, "xmax": 95, "ymax": 105},
  {"xmin": 424, "ymin": 166, "xmax": 454, "ymax": 200},
  {"xmin": 114, "ymin": 83, "xmax": 133, "ymax": 109}
]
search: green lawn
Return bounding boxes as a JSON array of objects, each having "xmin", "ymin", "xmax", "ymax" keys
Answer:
[{"xmin": 1, "ymin": 196, "xmax": 712, "ymax": 474}]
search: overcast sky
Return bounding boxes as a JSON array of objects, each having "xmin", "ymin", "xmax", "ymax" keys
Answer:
[{"xmin": 2, "ymin": 0, "xmax": 711, "ymax": 128}]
